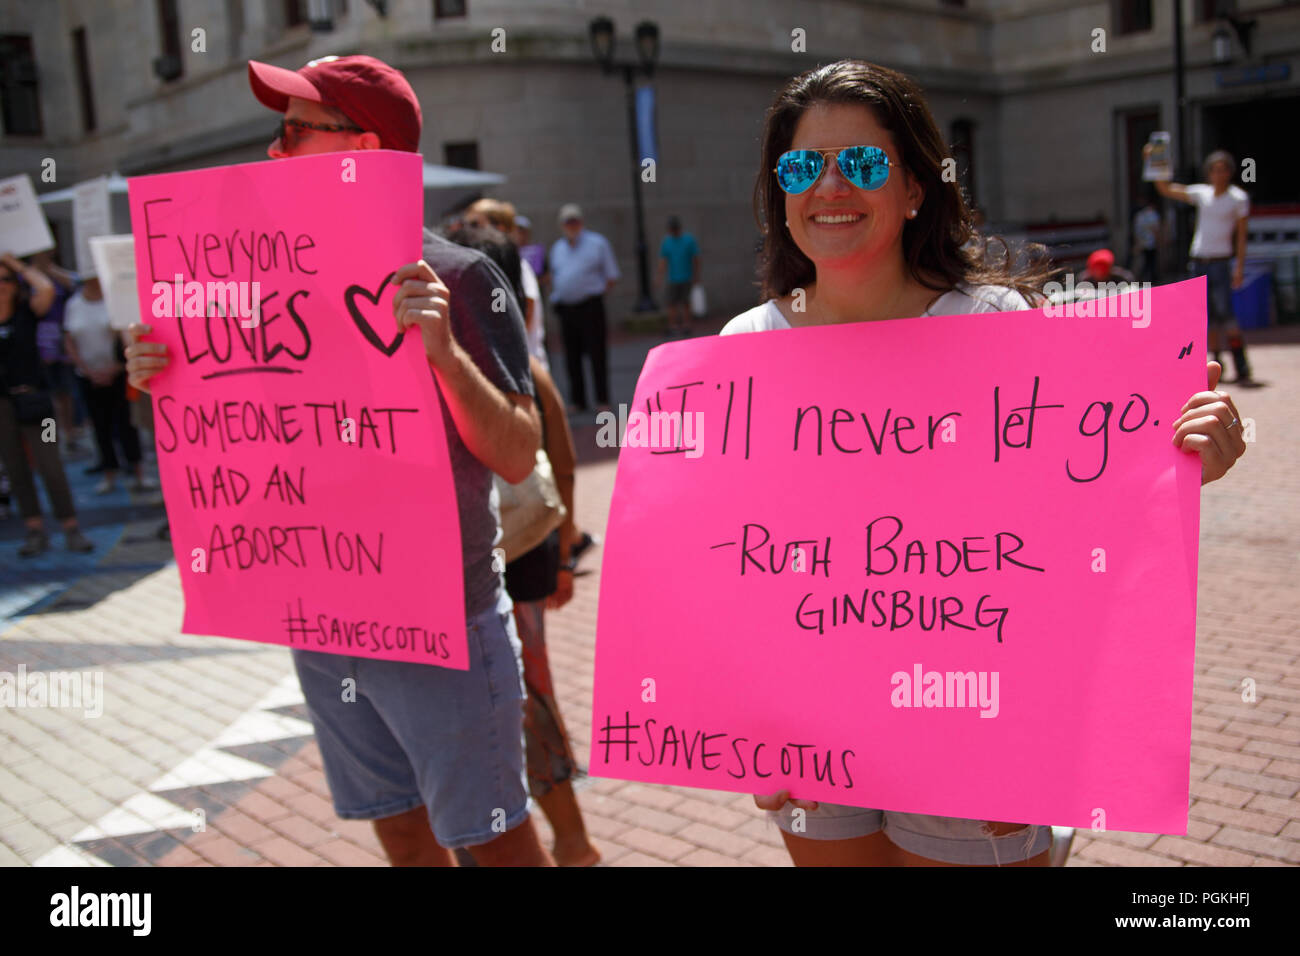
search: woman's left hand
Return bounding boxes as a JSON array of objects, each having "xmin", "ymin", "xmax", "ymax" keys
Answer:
[{"xmin": 1172, "ymin": 361, "xmax": 1247, "ymax": 485}]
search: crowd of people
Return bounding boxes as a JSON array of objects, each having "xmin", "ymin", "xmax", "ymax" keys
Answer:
[
  {"xmin": 2, "ymin": 47, "xmax": 1250, "ymax": 867},
  {"xmin": 1, "ymin": 245, "xmax": 154, "ymax": 557}
]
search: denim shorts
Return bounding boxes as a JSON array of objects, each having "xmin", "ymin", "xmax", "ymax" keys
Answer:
[
  {"xmin": 770, "ymin": 802, "xmax": 1052, "ymax": 865},
  {"xmin": 291, "ymin": 588, "xmax": 529, "ymax": 850},
  {"xmin": 1190, "ymin": 258, "xmax": 1237, "ymax": 327}
]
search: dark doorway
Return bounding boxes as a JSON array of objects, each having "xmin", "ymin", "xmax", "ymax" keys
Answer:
[{"xmin": 1200, "ymin": 96, "xmax": 1300, "ymax": 208}]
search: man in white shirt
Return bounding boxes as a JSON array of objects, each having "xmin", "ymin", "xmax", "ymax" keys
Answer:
[
  {"xmin": 548, "ymin": 204, "xmax": 620, "ymax": 412},
  {"xmin": 63, "ymin": 275, "xmax": 149, "ymax": 494},
  {"xmin": 1153, "ymin": 148, "xmax": 1257, "ymax": 386}
]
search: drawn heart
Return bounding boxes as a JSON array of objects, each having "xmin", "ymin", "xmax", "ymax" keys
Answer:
[{"xmin": 344, "ymin": 271, "xmax": 403, "ymax": 357}]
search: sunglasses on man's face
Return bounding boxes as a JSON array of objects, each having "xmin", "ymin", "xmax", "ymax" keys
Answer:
[
  {"xmin": 774, "ymin": 145, "xmax": 890, "ymax": 194},
  {"xmin": 273, "ymin": 117, "xmax": 364, "ymax": 150}
]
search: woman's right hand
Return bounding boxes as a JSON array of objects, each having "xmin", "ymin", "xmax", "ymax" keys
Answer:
[
  {"xmin": 753, "ymin": 790, "xmax": 819, "ymax": 813},
  {"xmin": 124, "ymin": 323, "xmax": 169, "ymax": 394}
]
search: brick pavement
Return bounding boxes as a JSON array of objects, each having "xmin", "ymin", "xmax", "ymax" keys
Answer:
[{"xmin": 1, "ymin": 337, "xmax": 1296, "ymax": 867}]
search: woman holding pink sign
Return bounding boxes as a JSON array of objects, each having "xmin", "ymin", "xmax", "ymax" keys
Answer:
[{"xmin": 727, "ymin": 60, "xmax": 1248, "ymax": 866}]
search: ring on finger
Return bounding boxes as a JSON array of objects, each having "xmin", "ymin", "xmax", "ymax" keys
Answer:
[{"xmin": 1227, "ymin": 417, "xmax": 1240, "ymax": 430}]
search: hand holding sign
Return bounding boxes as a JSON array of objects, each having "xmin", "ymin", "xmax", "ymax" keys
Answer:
[
  {"xmin": 391, "ymin": 259, "xmax": 453, "ymax": 369},
  {"xmin": 124, "ymin": 323, "xmax": 168, "ymax": 392},
  {"xmin": 1172, "ymin": 361, "xmax": 1248, "ymax": 484}
]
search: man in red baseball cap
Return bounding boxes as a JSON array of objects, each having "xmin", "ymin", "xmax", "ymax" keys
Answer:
[
  {"xmin": 1076, "ymin": 247, "xmax": 1135, "ymax": 287},
  {"xmin": 126, "ymin": 55, "xmax": 554, "ymax": 867},
  {"xmin": 248, "ymin": 54, "xmax": 422, "ymax": 156}
]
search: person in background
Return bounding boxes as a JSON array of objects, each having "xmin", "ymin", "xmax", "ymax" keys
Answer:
[
  {"xmin": 514, "ymin": 214, "xmax": 547, "ymax": 287},
  {"xmin": 548, "ymin": 203, "xmax": 619, "ymax": 413},
  {"xmin": 1151, "ymin": 146, "xmax": 1258, "ymax": 386},
  {"xmin": 464, "ymin": 198, "xmax": 549, "ymax": 371},
  {"xmin": 658, "ymin": 215, "xmax": 701, "ymax": 336},
  {"xmin": 0, "ymin": 252, "xmax": 94, "ymax": 556},
  {"xmin": 444, "ymin": 220, "xmax": 600, "ymax": 866},
  {"xmin": 1075, "ymin": 248, "xmax": 1136, "ymax": 289},
  {"xmin": 63, "ymin": 274, "xmax": 149, "ymax": 495},
  {"xmin": 30, "ymin": 249, "xmax": 87, "ymax": 459},
  {"xmin": 1132, "ymin": 188, "xmax": 1163, "ymax": 284},
  {"xmin": 460, "ymin": 205, "xmax": 598, "ymax": 562}
]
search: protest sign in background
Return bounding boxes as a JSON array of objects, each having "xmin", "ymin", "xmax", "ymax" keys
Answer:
[
  {"xmin": 0, "ymin": 174, "xmax": 55, "ymax": 258},
  {"xmin": 88, "ymin": 235, "xmax": 139, "ymax": 330},
  {"xmin": 591, "ymin": 280, "xmax": 1205, "ymax": 834},
  {"xmin": 73, "ymin": 175, "xmax": 111, "ymax": 276},
  {"xmin": 128, "ymin": 150, "xmax": 467, "ymax": 669}
]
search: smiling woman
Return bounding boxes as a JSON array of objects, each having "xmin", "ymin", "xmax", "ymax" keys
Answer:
[
  {"xmin": 750, "ymin": 61, "xmax": 1052, "ymax": 326},
  {"xmin": 720, "ymin": 58, "xmax": 1248, "ymax": 868}
]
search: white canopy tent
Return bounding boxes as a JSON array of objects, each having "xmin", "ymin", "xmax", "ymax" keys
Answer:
[{"xmin": 37, "ymin": 164, "xmax": 506, "ymax": 228}]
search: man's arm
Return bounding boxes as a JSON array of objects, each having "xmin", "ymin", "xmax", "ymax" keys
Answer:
[
  {"xmin": 392, "ymin": 259, "xmax": 540, "ymax": 483},
  {"xmin": 435, "ymin": 345, "xmax": 539, "ymax": 483},
  {"xmin": 1233, "ymin": 215, "xmax": 1249, "ymax": 287},
  {"xmin": 602, "ymin": 235, "xmax": 620, "ymax": 293},
  {"xmin": 1154, "ymin": 180, "xmax": 1193, "ymax": 204}
]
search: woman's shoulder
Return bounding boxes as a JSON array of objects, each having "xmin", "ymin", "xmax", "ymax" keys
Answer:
[
  {"xmin": 933, "ymin": 283, "xmax": 1033, "ymax": 315},
  {"xmin": 720, "ymin": 299, "xmax": 790, "ymax": 335}
]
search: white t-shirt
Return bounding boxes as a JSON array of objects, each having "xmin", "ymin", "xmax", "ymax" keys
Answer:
[
  {"xmin": 519, "ymin": 258, "xmax": 548, "ymax": 371},
  {"xmin": 1186, "ymin": 184, "xmax": 1249, "ymax": 259},
  {"xmin": 62, "ymin": 292, "xmax": 119, "ymax": 375},
  {"xmin": 720, "ymin": 283, "xmax": 1030, "ymax": 335}
]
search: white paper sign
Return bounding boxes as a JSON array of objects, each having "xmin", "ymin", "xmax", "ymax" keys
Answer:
[
  {"xmin": 1143, "ymin": 131, "xmax": 1172, "ymax": 183},
  {"xmin": 89, "ymin": 234, "xmax": 140, "ymax": 330},
  {"xmin": 0, "ymin": 174, "xmax": 56, "ymax": 257},
  {"xmin": 73, "ymin": 176, "xmax": 112, "ymax": 276}
]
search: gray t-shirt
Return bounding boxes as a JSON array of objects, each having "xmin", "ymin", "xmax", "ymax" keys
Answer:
[{"xmin": 421, "ymin": 229, "xmax": 535, "ymax": 617}]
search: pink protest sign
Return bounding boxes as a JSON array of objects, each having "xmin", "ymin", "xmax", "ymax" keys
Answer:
[
  {"xmin": 591, "ymin": 279, "xmax": 1206, "ymax": 834},
  {"xmin": 128, "ymin": 151, "xmax": 467, "ymax": 669}
]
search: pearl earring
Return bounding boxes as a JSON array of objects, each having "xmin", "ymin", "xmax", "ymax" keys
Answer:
[{"xmin": 908, "ymin": 208, "xmax": 918, "ymax": 218}]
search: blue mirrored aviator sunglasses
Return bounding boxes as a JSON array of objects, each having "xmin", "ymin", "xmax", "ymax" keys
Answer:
[{"xmin": 774, "ymin": 145, "xmax": 890, "ymax": 194}]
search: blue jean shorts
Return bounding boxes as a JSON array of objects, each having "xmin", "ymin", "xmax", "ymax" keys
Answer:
[
  {"xmin": 291, "ymin": 588, "xmax": 529, "ymax": 850},
  {"xmin": 770, "ymin": 802, "xmax": 1052, "ymax": 865},
  {"xmin": 1190, "ymin": 258, "xmax": 1237, "ymax": 328}
]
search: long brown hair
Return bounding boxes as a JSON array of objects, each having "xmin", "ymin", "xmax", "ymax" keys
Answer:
[{"xmin": 753, "ymin": 60, "xmax": 1050, "ymax": 305}]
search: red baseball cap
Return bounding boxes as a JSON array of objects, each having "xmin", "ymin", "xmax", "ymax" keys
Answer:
[
  {"xmin": 248, "ymin": 54, "xmax": 421, "ymax": 152},
  {"xmin": 1087, "ymin": 248, "xmax": 1115, "ymax": 279}
]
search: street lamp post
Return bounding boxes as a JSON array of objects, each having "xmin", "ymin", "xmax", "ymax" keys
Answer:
[
  {"xmin": 590, "ymin": 17, "xmax": 659, "ymax": 313},
  {"xmin": 1172, "ymin": 0, "xmax": 1192, "ymax": 277}
]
